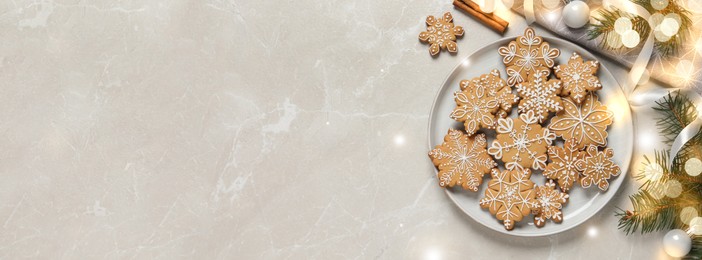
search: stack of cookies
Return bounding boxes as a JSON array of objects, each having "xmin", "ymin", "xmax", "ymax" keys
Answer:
[{"xmin": 428, "ymin": 27, "xmax": 621, "ymax": 231}]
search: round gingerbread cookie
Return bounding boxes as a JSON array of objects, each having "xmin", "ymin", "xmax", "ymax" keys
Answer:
[
  {"xmin": 428, "ymin": 129, "xmax": 496, "ymax": 192},
  {"xmin": 533, "ymin": 180, "xmax": 569, "ymax": 227},
  {"xmin": 576, "ymin": 145, "xmax": 621, "ymax": 191},
  {"xmin": 488, "ymin": 110, "xmax": 557, "ymax": 171},
  {"xmin": 548, "ymin": 93, "xmax": 614, "ymax": 149},
  {"xmin": 479, "ymin": 168, "xmax": 537, "ymax": 230}
]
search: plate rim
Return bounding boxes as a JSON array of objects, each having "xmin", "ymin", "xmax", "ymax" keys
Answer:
[{"xmin": 426, "ymin": 35, "xmax": 634, "ymax": 237}]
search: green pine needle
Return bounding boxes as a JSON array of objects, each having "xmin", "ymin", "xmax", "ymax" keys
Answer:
[
  {"xmin": 587, "ymin": 0, "xmax": 693, "ymax": 56},
  {"xmin": 618, "ymin": 91, "xmax": 702, "ymax": 258}
]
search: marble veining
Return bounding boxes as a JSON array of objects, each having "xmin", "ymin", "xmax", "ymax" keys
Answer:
[{"xmin": 0, "ymin": 0, "xmax": 676, "ymax": 259}]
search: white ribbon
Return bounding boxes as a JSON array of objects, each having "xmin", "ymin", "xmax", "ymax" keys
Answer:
[
  {"xmin": 518, "ymin": 0, "xmax": 700, "ymax": 168},
  {"xmin": 524, "ymin": 0, "xmax": 535, "ymax": 24},
  {"xmin": 603, "ymin": 0, "xmax": 699, "ymax": 169},
  {"xmin": 667, "ymin": 91, "xmax": 702, "ymax": 168},
  {"xmin": 614, "ymin": 0, "xmax": 702, "ymax": 169}
]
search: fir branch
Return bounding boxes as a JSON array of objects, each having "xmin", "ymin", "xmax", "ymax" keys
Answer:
[
  {"xmin": 685, "ymin": 236, "xmax": 702, "ymax": 260},
  {"xmin": 653, "ymin": 91, "xmax": 698, "ymax": 145},
  {"xmin": 587, "ymin": 0, "xmax": 692, "ymax": 56},
  {"xmin": 616, "ymin": 191, "xmax": 677, "ymax": 234},
  {"xmin": 587, "ymin": 8, "xmax": 650, "ymax": 51},
  {"xmin": 651, "ymin": 0, "xmax": 694, "ymax": 56}
]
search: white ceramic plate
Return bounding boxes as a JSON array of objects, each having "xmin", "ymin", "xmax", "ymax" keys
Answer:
[{"xmin": 427, "ymin": 36, "xmax": 633, "ymax": 237}]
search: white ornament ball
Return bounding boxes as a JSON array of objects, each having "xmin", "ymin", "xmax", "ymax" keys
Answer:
[
  {"xmin": 663, "ymin": 229, "xmax": 692, "ymax": 257},
  {"xmin": 563, "ymin": 1, "xmax": 590, "ymax": 28}
]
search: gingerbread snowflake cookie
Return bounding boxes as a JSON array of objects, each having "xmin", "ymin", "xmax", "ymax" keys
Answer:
[
  {"xmin": 429, "ymin": 129, "xmax": 496, "ymax": 191},
  {"xmin": 480, "ymin": 168, "xmax": 537, "ymax": 230},
  {"xmin": 498, "ymin": 27, "xmax": 560, "ymax": 86},
  {"xmin": 555, "ymin": 53, "xmax": 602, "ymax": 104},
  {"xmin": 451, "ymin": 69, "xmax": 518, "ymax": 135},
  {"xmin": 544, "ymin": 139, "xmax": 584, "ymax": 192},
  {"xmin": 576, "ymin": 145, "xmax": 621, "ymax": 191},
  {"xmin": 488, "ymin": 110, "xmax": 556, "ymax": 170},
  {"xmin": 515, "ymin": 73, "xmax": 563, "ymax": 123},
  {"xmin": 533, "ymin": 180, "xmax": 569, "ymax": 227},
  {"xmin": 419, "ymin": 12, "xmax": 464, "ymax": 56},
  {"xmin": 549, "ymin": 94, "xmax": 614, "ymax": 149}
]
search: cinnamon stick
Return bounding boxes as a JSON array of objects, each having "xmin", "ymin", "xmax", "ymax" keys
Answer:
[
  {"xmin": 452, "ymin": 0, "xmax": 508, "ymax": 34},
  {"xmin": 461, "ymin": 0, "xmax": 509, "ymax": 28}
]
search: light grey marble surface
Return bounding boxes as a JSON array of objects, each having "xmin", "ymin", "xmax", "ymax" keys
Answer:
[{"xmin": 0, "ymin": 0, "xmax": 679, "ymax": 259}]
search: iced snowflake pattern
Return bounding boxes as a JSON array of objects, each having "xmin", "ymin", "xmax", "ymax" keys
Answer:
[
  {"xmin": 429, "ymin": 129, "xmax": 496, "ymax": 192},
  {"xmin": 576, "ymin": 145, "xmax": 621, "ymax": 191},
  {"xmin": 451, "ymin": 69, "xmax": 518, "ymax": 135},
  {"xmin": 488, "ymin": 110, "xmax": 556, "ymax": 170},
  {"xmin": 480, "ymin": 168, "xmax": 537, "ymax": 230},
  {"xmin": 554, "ymin": 52, "xmax": 602, "ymax": 104},
  {"xmin": 533, "ymin": 180, "xmax": 569, "ymax": 227},
  {"xmin": 543, "ymin": 139, "xmax": 584, "ymax": 193},
  {"xmin": 515, "ymin": 73, "xmax": 563, "ymax": 123},
  {"xmin": 498, "ymin": 27, "xmax": 560, "ymax": 86},
  {"xmin": 548, "ymin": 94, "xmax": 613, "ymax": 149},
  {"xmin": 418, "ymin": 12, "xmax": 464, "ymax": 56}
]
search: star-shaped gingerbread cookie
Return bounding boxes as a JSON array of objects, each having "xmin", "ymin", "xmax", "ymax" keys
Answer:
[
  {"xmin": 543, "ymin": 139, "xmax": 584, "ymax": 192},
  {"xmin": 549, "ymin": 94, "xmax": 613, "ymax": 149},
  {"xmin": 429, "ymin": 129, "xmax": 496, "ymax": 191},
  {"xmin": 419, "ymin": 12, "xmax": 464, "ymax": 56},
  {"xmin": 480, "ymin": 168, "xmax": 537, "ymax": 230},
  {"xmin": 515, "ymin": 73, "xmax": 563, "ymax": 123},
  {"xmin": 450, "ymin": 69, "xmax": 518, "ymax": 135},
  {"xmin": 488, "ymin": 110, "xmax": 556, "ymax": 171},
  {"xmin": 576, "ymin": 145, "xmax": 621, "ymax": 191},
  {"xmin": 533, "ymin": 180, "xmax": 569, "ymax": 227},
  {"xmin": 498, "ymin": 27, "xmax": 560, "ymax": 86},
  {"xmin": 554, "ymin": 52, "xmax": 602, "ymax": 104}
]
